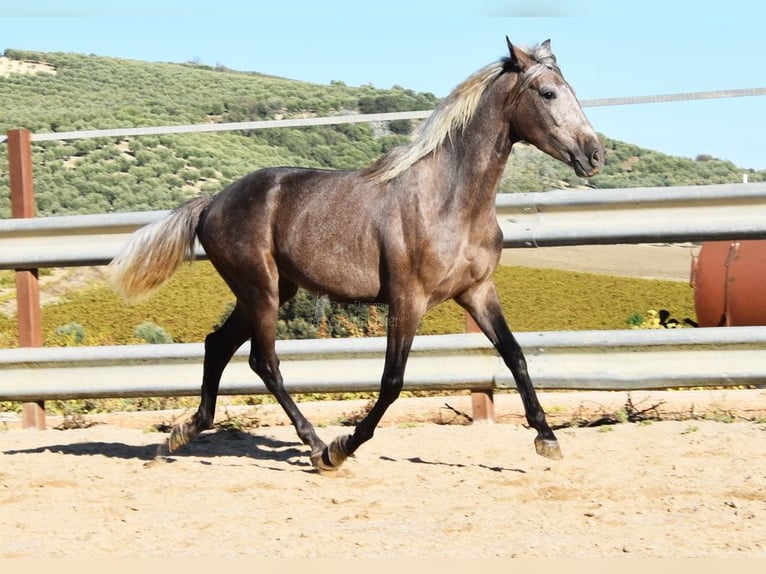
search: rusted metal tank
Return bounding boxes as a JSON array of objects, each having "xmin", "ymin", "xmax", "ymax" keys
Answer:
[{"xmin": 691, "ymin": 240, "xmax": 766, "ymax": 327}]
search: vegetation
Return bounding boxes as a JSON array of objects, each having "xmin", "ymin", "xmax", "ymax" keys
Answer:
[
  {"xmin": 0, "ymin": 50, "xmax": 435, "ymax": 218},
  {"xmin": 418, "ymin": 265, "xmax": 695, "ymax": 335},
  {"xmin": 1, "ymin": 49, "xmax": 763, "ymax": 220},
  {"xmin": 133, "ymin": 320, "xmax": 174, "ymax": 344},
  {"xmin": 499, "ymin": 138, "xmax": 765, "ymax": 193},
  {"xmin": 0, "ymin": 262, "xmax": 696, "ymax": 347}
]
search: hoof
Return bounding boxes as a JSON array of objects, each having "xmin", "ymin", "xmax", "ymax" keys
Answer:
[
  {"xmin": 167, "ymin": 422, "xmax": 197, "ymax": 453},
  {"xmin": 310, "ymin": 435, "xmax": 349, "ymax": 472},
  {"xmin": 534, "ymin": 436, "xmax": 563, "ymax": 460}
]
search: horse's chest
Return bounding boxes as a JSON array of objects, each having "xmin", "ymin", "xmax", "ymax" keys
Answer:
[{"xmin": 423, "ymin": 246, "xmax": 497, "ymax": 304}]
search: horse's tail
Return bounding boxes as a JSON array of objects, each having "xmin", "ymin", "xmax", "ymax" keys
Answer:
[{"xmin": 108, "ymin": 196, "xmax": 212, "ymax": 303}]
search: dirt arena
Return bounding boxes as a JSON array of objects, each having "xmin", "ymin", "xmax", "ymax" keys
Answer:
[
  {"xmin": 2, "ymin": 244, "xmax": 763, "ymax": 558},
  {"xmin": 1, "ymin": 390, "xmax": 765, "ymax": 558}
]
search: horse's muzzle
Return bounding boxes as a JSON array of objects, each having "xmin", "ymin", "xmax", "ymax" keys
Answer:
[{"xmin": 571, "ymin": 140, "xmax": 605, "ymax": 178}]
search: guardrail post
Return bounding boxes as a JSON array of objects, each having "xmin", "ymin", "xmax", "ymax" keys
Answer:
[
  {"xmin": 465, "ymin": 313, "xmax": 494, "ymax": 423},
  {"xmin": 7, "ymin": 128, "xmax": 45, "ymax": 429}
]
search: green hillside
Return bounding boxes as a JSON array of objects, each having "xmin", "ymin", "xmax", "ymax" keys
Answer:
[
  {"xmin": 1, "ymin": 49, "xmax": 764, "ymax": 220},
  {"xmin": 0, "ymin": 49, "xmax": 434, "ymax": 217}
]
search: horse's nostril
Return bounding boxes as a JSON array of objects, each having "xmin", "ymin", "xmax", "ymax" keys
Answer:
[{"xmin": 590, "ymin": 147, "xmax": 603, "ymax": 167}]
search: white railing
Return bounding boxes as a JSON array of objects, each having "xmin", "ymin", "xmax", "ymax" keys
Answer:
[
  {"xmin": 2, "ymin": 182, "xmax": 765, "ymax": 269},
  {"xmin": 2, "ymin": 87, "xmax": 764, "ymax": 144},
  {"xmin": 2, "ymin": 328, "xmax": 765, "ymax": 402}
]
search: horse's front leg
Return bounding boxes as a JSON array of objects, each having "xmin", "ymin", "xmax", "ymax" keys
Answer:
[
  {"xmin": 456, "ymin": 281, "xmax": 562, "ymax": 460},
  {"xmin": 312, "ymin": 301, "xmax": 422, "ymax": 471}
]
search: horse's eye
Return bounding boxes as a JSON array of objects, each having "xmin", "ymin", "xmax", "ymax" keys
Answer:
[{"xmin": 542, "ymin": 90, "xmax": 556, "ymax": 101}]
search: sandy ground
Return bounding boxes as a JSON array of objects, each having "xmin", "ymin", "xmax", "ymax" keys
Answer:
[
  {"xmin": 0, "ymin": 56, "xmax": 56, "ymax": 78},
  {"xmin": 1, "ymin": 389, "xmax": 765, "ymax": 558},
  {"xmin": 4, "ymin": 242, "xmax": 763, "ymax": 558}
]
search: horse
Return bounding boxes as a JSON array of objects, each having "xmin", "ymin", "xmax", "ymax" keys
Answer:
[{"xmin": 109, "ymin": 37, "xmax": 605, "ymax": 471}]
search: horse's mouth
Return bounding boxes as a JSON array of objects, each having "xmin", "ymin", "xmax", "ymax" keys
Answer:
[
  {"xmin": 570, "ymin": 153, "xmax": 603, "ymax": 179},
  {"xmin": 572, "ymin": 159, "xmax": 593, "ymax": 178}
]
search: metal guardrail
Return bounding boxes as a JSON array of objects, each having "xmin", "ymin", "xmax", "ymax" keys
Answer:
[
  {"xmin": 0, "ymin": 210, "xmax": 167, "ymax": 269},
  {"xmin": 2, "ymin": 182, "xmax": 766, "ymax": 269},
  {"xmin": 497, "ymin": 182, "xmax": 766, "ymax": 247},
  {"xmin": 2, "ymin": 328, "xmax": 765, "ymax": 402}
]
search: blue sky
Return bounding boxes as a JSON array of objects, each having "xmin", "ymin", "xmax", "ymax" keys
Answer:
[{"xmin": 1, "ymin": 0, "xmax": 765, "ymax": 169}]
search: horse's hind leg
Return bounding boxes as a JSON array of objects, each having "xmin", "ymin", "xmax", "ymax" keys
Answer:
[
  {"xmin": 167, "ymin": 301, "xmax": 250, "ymax": 452},
  {"xmin": 245, "ymin": 286, "xmax": 328, "ymax": 461},
  {"xmin": 249, "ymin": 336, "xmax": 327, "ymax": 459},
  {"xmin": 456, "ymin": 281, "xmax": 562, "ymax": 460}
]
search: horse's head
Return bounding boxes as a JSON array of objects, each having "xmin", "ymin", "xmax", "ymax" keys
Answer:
[{"xmin": 505, "ymin": 37, "xmax": 605, "ymax": 178}]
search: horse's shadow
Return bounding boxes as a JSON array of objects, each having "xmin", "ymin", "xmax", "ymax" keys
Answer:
[
  {"xmin": 380, "ymin": 455, "xmax": 527, "ymax": 474},
  {"xmin": 5, "ymin": 428, "xmax": 529, "ymax": 474},
  {"xmin": 3, "ymin": 428, "xmax": 312, "ymax": 469}
]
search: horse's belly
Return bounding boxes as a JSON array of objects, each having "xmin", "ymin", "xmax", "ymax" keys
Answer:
[{"xmin": 281, "ymin": 258, "xmax": 382, "ymax": 303}]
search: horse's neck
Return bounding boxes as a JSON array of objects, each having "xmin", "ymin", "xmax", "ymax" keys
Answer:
[{"xmin": 428, "ymin": 93, "xmax": 512, "ymax": 219}]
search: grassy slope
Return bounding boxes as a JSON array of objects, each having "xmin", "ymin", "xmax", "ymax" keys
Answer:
[
  {"xmin": 0, "ymin": 262, "xmax": 696, "ymax": 347},
  {"xmin": 419, "ymin": 265, "xmax": 695, "ymax": 334}
]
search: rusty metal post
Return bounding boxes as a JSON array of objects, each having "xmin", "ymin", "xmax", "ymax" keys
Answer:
[
  {"xmin": 7, "ymin": 128, "xmax": 45, "ymax": 429},
  {"xmin": 465, "ymin": 313, "xmax": 494, "ymax": 423}
]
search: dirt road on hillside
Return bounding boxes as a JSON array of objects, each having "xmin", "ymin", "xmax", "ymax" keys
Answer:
[{"xmin": 502, "ymin": 243, "xmax": 696, "ymax": 282}]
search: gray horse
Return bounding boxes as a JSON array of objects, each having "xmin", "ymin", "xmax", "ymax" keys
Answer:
[{"xmin": 109, "ymin": 37, "xmax": 604, "ymax": 471}]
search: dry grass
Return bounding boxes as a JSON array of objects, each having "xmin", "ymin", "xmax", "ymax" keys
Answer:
[{"xmin": 0, "ymin": 262, "xmax": 696, "ymax": 348}]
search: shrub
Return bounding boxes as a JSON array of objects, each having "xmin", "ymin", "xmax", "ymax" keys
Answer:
[
  {"xmin": 133, "ymin": 321, "xmax": 173, "ymax": 344},
  {"xmin": 628, "ymin": 309, "xmax": 696, "ymax": 329},
  {"xmin": 53, "ymin": 322, "xmax": 86, "ymax": 345}
]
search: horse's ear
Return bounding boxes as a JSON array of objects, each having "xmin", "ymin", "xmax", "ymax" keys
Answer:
[
  {"xmin": 539, "ymin": 39, "xmax": 557, "ymax": 63},
  {"xmin": 505, "ymin": 36, "xmax": 531, "ymax": 72},
  {"xmin": 506, "ymin": 36, "xmax": 518, "ymax": 66},
  {"xmin": 506, "ymin": 36, "xmax": 521, "ymax": 71}
]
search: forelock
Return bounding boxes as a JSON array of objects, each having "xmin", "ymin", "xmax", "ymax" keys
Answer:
[{"xmin": 528, "ymin": 42, "xmax": 560, "ymax": 73}]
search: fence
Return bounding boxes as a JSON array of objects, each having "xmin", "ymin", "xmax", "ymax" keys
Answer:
[
  {"xmin": 2, "ymin": 107, "xmax": 766, "ymax": 428},
  {"xmin": 2, "ymin": 328, "xmax": 766, "ymax": 403},
  {"xmin": 2, "ymin": 182, "xmax": 766, "ymax": 269}
]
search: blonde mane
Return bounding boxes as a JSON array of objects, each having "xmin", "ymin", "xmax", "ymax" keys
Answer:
[
  {"xmin": 363, "ymin": 62, "xmax": 505, "ymax": 183},
  {"xmin": 363, "ymin": 43, "xmax": 558, "ymax": 184}
]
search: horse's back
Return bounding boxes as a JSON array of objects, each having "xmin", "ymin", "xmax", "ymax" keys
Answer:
[{"xmin": 198, "ymin": 166, "xmax": 385, "ymax": 301}]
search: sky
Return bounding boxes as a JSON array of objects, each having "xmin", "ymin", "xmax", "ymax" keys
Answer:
[{"xmin": 1, "ymin": 0, "xmax": 765, "ymax": 170}]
